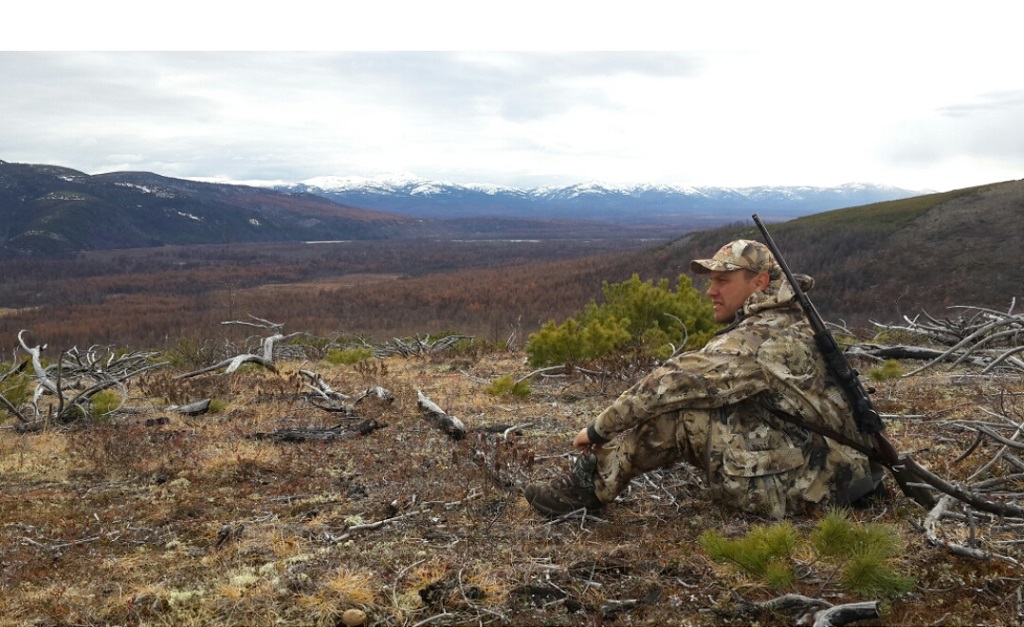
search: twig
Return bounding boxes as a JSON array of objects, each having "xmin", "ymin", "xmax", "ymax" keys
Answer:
[{"xmin": 328, "ymin": 509, "xmax": 427, "ymax": 542}]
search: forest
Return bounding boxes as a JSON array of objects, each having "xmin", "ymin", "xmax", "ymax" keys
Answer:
[{"xmin": 0, "ymin": 237, "xmax": 659, "ymax": 352}]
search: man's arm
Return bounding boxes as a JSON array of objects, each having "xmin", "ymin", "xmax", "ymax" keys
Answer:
[{"xmin": 585, "ymin": 339, "xmax": 768, "ymax": 445}]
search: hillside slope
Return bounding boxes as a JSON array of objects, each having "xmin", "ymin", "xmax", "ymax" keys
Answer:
[
  {"xmin": 0, "ymin": 162, "xmax": 421, "ymax": 255},
  {"xmin": 0, "ymin": 161, "xmax": 678, "ymax": 255},
  {"xmin": 595, "ymin": 180, "xmax": 1024, "ymax": 323}
]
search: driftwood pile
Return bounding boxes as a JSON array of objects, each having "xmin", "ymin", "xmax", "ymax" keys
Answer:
[
  {"xmin": 857, "ymin": 301, "xmax": 1024, "ymax": 374},
  {"xmin": 845, "ymin": 303, "xmax": 1024, "ymax": 565},
  {"xmin": 4, "ymin": 330, "xmax": 164, "ymax": 431}
]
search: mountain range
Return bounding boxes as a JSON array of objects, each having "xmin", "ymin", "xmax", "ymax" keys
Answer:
[
  {"xmin": 0, "ymin": 159, "xmax": 923, "ymax": 255},
  {"xmin": 280, "ymin": 174, "xmax": 921, "ymax": 225}
]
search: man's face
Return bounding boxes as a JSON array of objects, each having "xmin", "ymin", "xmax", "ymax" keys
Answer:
[{"xmin": 705, "ymin": 270, "xmax": 767, "ymax": 323}]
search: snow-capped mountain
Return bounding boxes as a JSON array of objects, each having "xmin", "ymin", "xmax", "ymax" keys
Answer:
[{"xmin": 280, "ymin": 175, "xmax": 922, "ymax": 226}]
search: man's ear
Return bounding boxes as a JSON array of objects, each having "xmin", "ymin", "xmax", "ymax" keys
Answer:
[{"xmin": 755, "ymin": 272, "xmax": 771, "ymax": 291}]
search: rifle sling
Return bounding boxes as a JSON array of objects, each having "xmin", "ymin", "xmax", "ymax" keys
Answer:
[
  {"xmin": 757, "ymin": 399, "xmax": 888, "ymax": 467},
  {"xmin": 758, "ymin": 399, "xmax": 938, "ymax": 508}
]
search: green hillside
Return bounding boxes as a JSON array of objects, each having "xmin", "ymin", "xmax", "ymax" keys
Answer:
[{"xmin": 608, "ymin": 180, "xmax": 1024, "ymax": 324}]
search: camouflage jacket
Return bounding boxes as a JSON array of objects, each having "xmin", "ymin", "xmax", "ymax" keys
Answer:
[{"xmin": 591, "ymin": 273, "xmax": 875, "ymax": 454}]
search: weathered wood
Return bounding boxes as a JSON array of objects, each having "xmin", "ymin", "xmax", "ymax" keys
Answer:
[
  {"xmin": 18, "ymin": 330, "xmax": 59, "ymax": 402},
  {"xmin": 299, "ymin": 369, "xmax": 350, "ymax": 404},
  {"xmin": 176, "ymin": 352, "xmax": 278, "ymax": 379},
  {"xmin": 252, "ymin": 418, "xmax": 385, "ymax": 442},
  {"xmin": 13, "ymin": 330, "xmax": 167, "ymax": 424},
  {"xmin": 169, "ymin": 399, "xmax": 212, "ymax": 416},
  {"xmin": 813, "ymin": 601, "xmax": 881, "ymax": 627},
  {"xmin": 176, "ymin": 325, "xmax": 309, "ymax": 379},
  {"xmin": 922, "ymin": 494, "xmax": 1020, "ymax": 564},
  {"xmin": 869, "ymin": 302, "xmax": 1024, "ymax": 374},
  {"xmin": 903, "ymin": 456, "xmax": 1024, "ymax": 519},
  {"xmin": 729, "ymin": 593, "xmax": 834, "ymax": 624},
  {"xmin": 377, "ymin": 334, "xmax": 470, "ymax": 357},
  {"xmin": 354, "ymin": 385, "xmax": 393, "ymax": 407},
  {"xmin": 417, "ymin": 390, "xmax": 466, "ymax": 440},
  {"xmin": 300, "ymin": 370, "xmax": 394, "ymax": 415},
  {"xmin": 415, "ymin": 392, "xmax": 533, "ymax": 491}
]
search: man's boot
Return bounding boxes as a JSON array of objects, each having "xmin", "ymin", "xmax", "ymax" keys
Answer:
[{"xmin": 524, "ymin": 448, "xmax": 604, "ymax": 517}]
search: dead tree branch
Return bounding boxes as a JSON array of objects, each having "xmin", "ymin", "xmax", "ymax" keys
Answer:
[
  {"xmin": 416, "ymin": 392, "xmax": 533, "ymax": 491},
  {"xmin": 868, "ymin": 301, "xmax": 1024, "ymax": 375},
  {"xmin": 176, "ymin": 330, "xmax": 303, "ymax": 378},
  {"xmin": 298, "ymin": 369, "xmax": 394, "ymax": 414},
  {"xmin": 729, "ymin": 593, "xmax": 881, "ymax": 627},
  {"xmin": 813, "ymin": 601, "xmax": 882, "ymax": 627},
  {"xmin": 12, "ymin": 330, "xmax": 166, "ymax": 427},
  {"xmin": 221, "ymin": 314, "xmax": 285, "ymax": 332},
  {"xmin": 376, "ymin": 334, "xmax": 470, "ymax": 358},
  {"xmin": 417, "ymin": 390, "xmax": 467, "ymax": 440}
]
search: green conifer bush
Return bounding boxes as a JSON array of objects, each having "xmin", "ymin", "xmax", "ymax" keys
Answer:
[
  {"xmin": 525, "ymin": 274, "xmax": 716, "ymax": 367},
  {"xmin": 701, "ymin": 509, "xmax": 914, "ymax": 598}
]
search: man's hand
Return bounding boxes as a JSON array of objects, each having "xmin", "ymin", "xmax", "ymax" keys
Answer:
[{"xmin": 572, "ymin": 427, "xmax": 594, "ymax": 450}]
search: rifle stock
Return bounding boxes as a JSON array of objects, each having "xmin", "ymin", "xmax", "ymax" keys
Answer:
[{"xmin": 752, "ymin": 214, "xmax": 936, "ymax": 508}]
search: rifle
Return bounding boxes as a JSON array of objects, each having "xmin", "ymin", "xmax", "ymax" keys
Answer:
[{"xmin": 751, "ymin": 214, "xmax": 937, "ymax": 508}]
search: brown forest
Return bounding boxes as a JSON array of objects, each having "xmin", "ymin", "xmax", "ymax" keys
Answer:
[{"xmin": 0, "ymin": 238, "xmax": 657, "ymax": 351}]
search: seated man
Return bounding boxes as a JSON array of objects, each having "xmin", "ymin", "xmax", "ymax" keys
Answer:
[{"xmin": 524, "ymin": 239, "xmax": 883, "ymax": 519}]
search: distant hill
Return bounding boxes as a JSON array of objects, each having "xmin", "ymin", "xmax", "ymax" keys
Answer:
[
  {"xmin": 595, "ymin": 179, "xmax": 1024, "ymax": 323},
  {"xmin": 0, "ymin": 161, "xmax": 437, "ymax": 256},
  {"xmin": 0, "ymin": 161, "xmax": 704, "ymax": 256}
]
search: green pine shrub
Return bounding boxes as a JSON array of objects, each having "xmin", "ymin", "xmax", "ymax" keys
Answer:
[
  {"xmin": 484, "ymin": 375, "xmax": 532, "ymax": 400},
  {"xmin": 701, "ymin": 509, "xmax": 914, "ymax": 598},
  {"xmin": 809, "ymin": 509, "xmax": 913, "ymax": 598},
  {"xmin": 699, "ymin": 522, "xmax": 800, "ymax": 590},
  {"xmin": 89, "ymin": 389, "xmax": 123, "ymax": 418},
  {"xmin": 525, "ymin": 274, "xmax": 716, "ymax": 367},
  {"xmin": 0, "ymin": 368, "xmax": 34, "ymax": 416}
]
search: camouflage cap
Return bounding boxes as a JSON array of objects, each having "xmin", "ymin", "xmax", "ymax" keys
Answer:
[{"xmin": 690, "ymin": 239, "xmax": 777, "ymax": 276}]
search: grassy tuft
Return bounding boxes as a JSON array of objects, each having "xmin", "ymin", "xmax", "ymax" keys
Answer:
[
  {"xmin": 326, "ymin": 347, "xmax": 374, "ymax": 365},
  {"xmin": 484, "ymin": 375, "xmax": 532, "ymax": 399},
  {"xmin": 869, "ymin": 360, "xmax": 905, "ymax": 382},
  {"xmin": 703, "ymin": 510, "xmax": 914, "ymax": 598},
  {"xmin": 699, "ymin": 522, "xmax": 799, "ymax": 589}
]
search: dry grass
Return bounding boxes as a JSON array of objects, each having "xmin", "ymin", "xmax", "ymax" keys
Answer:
[{"xmin": 1, "ymin": 349, "xmax": 1022, "ymax": 626}]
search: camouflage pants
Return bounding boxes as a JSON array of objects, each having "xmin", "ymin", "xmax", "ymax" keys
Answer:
[{"xmin": 592, "ymin": 407, "xmax": 881, "ymax": 518}]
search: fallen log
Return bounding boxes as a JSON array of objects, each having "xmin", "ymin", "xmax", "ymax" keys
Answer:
[
  {"xmin": 729, "ymin": 593, "xmax": 881, "ymax": 627},
  {"xmin": 813, "ymin": 601, "xmax": 881, "ymax": 627},
  {"xmin": 168, "ymin": 399, "xmax": 211, "ymax": 416},
  {"xmin": 417, "ymin": 390, "xmax": 466, "ymax": 440},
  {"xmin": 298, "ymin": 369, "xmax": 350, "ymax": 405},
  {"xmin": 252, "ymin": 418, "xmax": 385, "ymax": 442}
]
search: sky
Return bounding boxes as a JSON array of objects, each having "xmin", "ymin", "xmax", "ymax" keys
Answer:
[{"xmin": 3, "ymin": 2, "xmax": 1023, "ymax": 192}]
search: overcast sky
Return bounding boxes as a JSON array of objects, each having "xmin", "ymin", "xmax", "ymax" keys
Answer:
[{"xmin": 4, "ymin": 2, "xmax": 1023, "ymax": 192}]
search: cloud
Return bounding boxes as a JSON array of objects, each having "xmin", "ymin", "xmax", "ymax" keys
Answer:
[{"xmin": 0, "ymin": 46, "xmax": 1022, "ymax": 192}]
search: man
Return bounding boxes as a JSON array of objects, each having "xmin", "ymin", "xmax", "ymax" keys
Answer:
[{"xmin": 524, "ymin": 239, "xmax": 883, "ymax": 519}]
